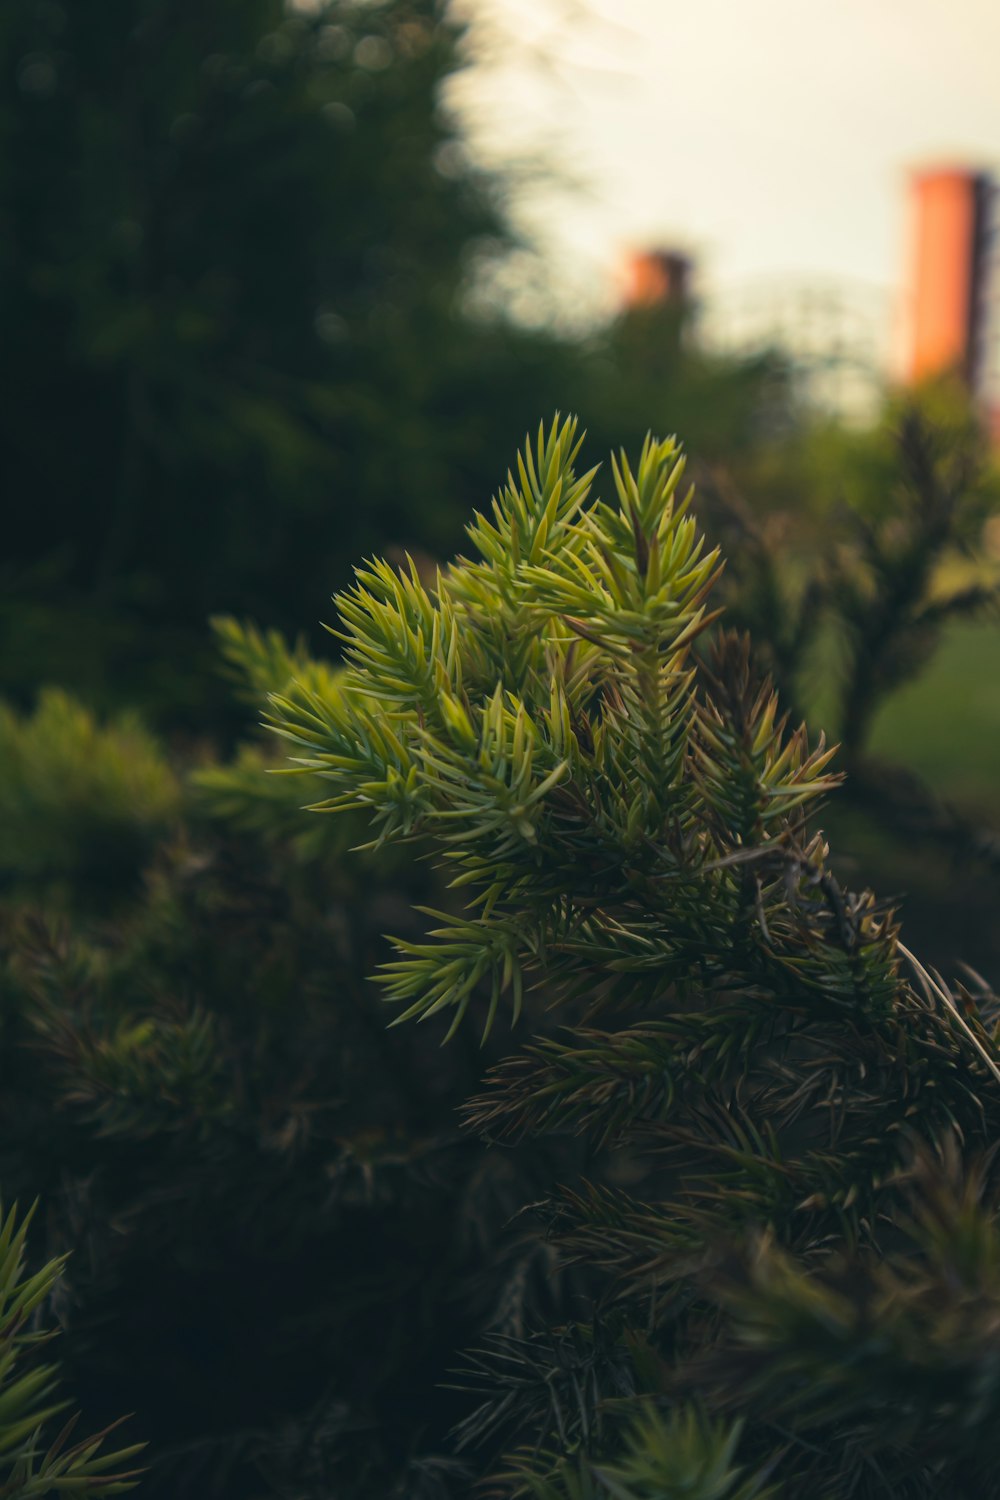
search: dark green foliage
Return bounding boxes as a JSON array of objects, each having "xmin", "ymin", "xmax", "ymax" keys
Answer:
[
  {"xmin": 3, "ymin": 837, "xmax": 481, "ymax": 1496},
  {"xmin": 267, "ymin": 417, "xmax": 1000, "ymax": 1495},
  {"xmin": 0, "ymin": 0, "xmax": 559, "ymax": 724},
  {"xmin": 0, "ymin": 0, "xmax": 795, "ymax": 730},
  {"xmin": 0, "ymin": 627, "xmax": 587, "ymax": 1497},
  {"xmin": 501, "ymin": 1406, "xmax": 776, "ymax": 1500}
]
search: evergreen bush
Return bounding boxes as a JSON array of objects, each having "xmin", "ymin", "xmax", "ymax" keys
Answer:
[
  {"xmin": 3, "ymin": 417, "xmax": 999, "ymax": 1497},
  {"xmin": 1, "ymin": 628, "xmax": 542, "ymax": 1496},
  {"xmin": 267, "ymin": 417, "xmax": 1000, "ymax": 1497},
  {"xmin": 1, "ymin": 722, "xmax": 480, "ymax": 1492}
]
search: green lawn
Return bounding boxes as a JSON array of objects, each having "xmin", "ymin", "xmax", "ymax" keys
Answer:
[{"xmin": 867, "ymin": 620, "xmax": 1000, "ymax": 817}]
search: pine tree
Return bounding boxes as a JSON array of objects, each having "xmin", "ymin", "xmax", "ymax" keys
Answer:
[{"xmin": 269, "ymin": 416, "xmax": 1000, "ymax": 1497}]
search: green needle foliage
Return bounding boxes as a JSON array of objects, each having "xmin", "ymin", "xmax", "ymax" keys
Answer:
[
  {"xmin": 268, "ymin": 416, "xmax": 1000, "ymax": 1497},
  {"xmin": 0, "ymin": 1203, "xmax": 142, "ymax": 1496},
  {"xmin": 501, "ymin": 1407, "xmax": 775, "ymax": 1500}
]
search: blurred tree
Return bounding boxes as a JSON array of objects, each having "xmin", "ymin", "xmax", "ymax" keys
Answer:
[
  {"xmin": 0, "ymin": 0, "xmax": 576, "ymax": 723},
  {"xmin": 581, "ymin": 295, "xmax": 793, "ymax": 471},
  {"xmin": 695, "ymin": 381, "xmax": 1000, "ymax": 973},
  {"xmin": 0, "ymin": 0, "xmax": 797, "ymax": 728}
]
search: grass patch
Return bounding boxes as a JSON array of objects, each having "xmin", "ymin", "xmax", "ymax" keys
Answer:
[{"xmin": 867, "ymin": 620, "xmax": 1000, "ymax": 817}]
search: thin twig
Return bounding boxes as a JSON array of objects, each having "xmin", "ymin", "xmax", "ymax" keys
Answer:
[{"xmin": 898, "ymin": 940, "xmax": 1000, "ymax": 1087}]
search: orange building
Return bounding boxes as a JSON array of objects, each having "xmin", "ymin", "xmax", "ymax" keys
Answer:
[
  {"xmin": 620, "ymin": 249, "xmax": 692, "ymax": 309},
  {"xmin": 904, "ymin": 166, "xmax": 1000, "ymax": 425}
]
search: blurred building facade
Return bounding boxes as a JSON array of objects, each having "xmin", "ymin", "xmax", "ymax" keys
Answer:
[
  {"xmin": 621, "ymin": 249, "xmax": 694, "ymax": 310},
  {"xmin": 903, "ymin": 165, "xmax": 1000, "ymax": 436},
  {"xmin": 618, "ymin": 164, "xmax": 1000, "ymax": 433}
]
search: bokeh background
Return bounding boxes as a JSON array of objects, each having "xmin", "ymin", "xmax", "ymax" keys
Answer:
[{"xmin": 2, "ymin": 7, "xmax": 1000, "ymax": 1493}]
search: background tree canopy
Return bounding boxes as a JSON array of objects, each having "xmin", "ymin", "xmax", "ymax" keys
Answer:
[{"xmin": 0, "ymin": 0, "xmax": 788, "ymax": 728}]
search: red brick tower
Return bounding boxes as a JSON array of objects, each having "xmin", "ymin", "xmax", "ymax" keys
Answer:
[{"xmin": 904, "ymin": 165, "xmax": 1000, "ymax": 436}]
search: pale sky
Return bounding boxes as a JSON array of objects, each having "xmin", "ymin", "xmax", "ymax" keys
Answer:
[{"xmin": 449, "ymin": 0, "xmax": 1000, "ymax": 330}]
